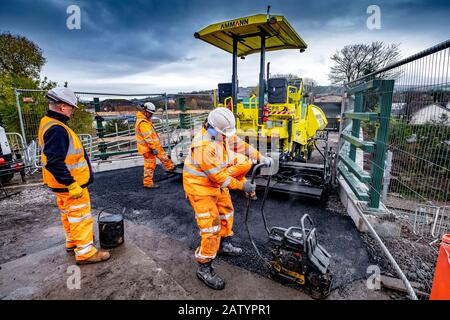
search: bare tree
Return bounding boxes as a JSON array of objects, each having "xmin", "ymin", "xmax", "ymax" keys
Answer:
[{"xmin": 328, "ymin": 42, "xmax": 401, "ymax": 84}]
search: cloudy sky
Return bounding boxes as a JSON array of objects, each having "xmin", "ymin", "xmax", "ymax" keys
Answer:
[{"xmin": 1, "ymin": 0, "xmax": 449, "ymax": 93}]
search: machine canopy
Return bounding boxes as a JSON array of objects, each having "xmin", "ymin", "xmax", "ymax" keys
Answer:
[{"xmin": 194, "ymin": 14, "xmax": 307, "ymax": 57}]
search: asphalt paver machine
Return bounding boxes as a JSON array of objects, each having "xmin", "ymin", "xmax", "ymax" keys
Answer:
[{"xmin": 194, "ymin": 10, "xmax": 335, "ymax": 199}]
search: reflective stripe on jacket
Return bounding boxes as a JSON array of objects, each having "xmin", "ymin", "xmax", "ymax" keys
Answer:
[
  {"xmin": 38, "ymin": 116, "xmax": 90, "ymax": 189},
  {"xmin": 183, "ymin": 127, "xmax": 245, "ymax": 196},
  {"xmin": 135, "ymin": 111, "xmax": 160, "ymax": 155}
]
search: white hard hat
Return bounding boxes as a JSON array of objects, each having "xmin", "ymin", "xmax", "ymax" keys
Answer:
[
  {"xmin": 46, "ymin": 87, "xmax": 78, "ymax": 108},
  {"xmin": 207, "ymin": 107, "xmax": 236, "ymax": 137},
  {"xmin": 142, "ymin": 102, "xmax": 156, "ymax": 113}
]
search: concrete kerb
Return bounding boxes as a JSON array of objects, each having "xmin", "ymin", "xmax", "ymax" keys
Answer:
[
  {"xmin": 338, "ymin": 176, "xmax": 401, "ymax": 238},
  {"xmin": 91, "ymin": 156, "xmax": 145, "ymax": 173}
]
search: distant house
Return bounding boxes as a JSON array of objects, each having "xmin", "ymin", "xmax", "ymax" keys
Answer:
[
  {"xmin": 391, "ymin": 102, "xmax": 406, "ymax": 118},
  {"xmin": 314, "ymin": 95, "xmax": 342, "ymax": 103},
  {"xmin": 410, "ymin": 103, "xmax": 450, "ymax": 125},
  {"xmin": 237, "ymin": 87, "xmax": 255, "ymax": 99}
]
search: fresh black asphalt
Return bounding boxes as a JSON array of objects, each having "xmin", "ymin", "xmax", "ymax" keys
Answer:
[{"xmin": 90, "ymin": 166, "xmax": 373, "ymax": 290}]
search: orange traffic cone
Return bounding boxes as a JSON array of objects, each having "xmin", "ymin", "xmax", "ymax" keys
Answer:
[{"xmin": 430, "ymin": 234, "xmax": 450, "ymax": 300}]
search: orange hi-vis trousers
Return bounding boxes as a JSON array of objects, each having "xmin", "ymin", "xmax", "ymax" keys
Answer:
[
  {"xmin": 187, "ymin": 154, "xmax": 253, "ymax": 264},
  {"xmin": 143, "ymin": 147, "xmax": 174, "ymax": 187},
  {"xmin": 56, "ymin": 188, "xmax": 97, "ymax": 261},
  {"xmin": 187, "ymin": 188, "xmax": 235, "ymax": 263}
]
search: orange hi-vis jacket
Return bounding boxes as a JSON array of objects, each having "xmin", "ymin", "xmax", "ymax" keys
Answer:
[
  {"xmin": 135, "ymin": 111, "xmax": 161, "ymax": 155},
  {"xmin": 183, "ymin": 127, "xmax": 261, "ymax": 196},
  {"xmin": 38, "ymin": 116, "xmax": 90, "ymax": 189},
  {"xmin": 228, "ymin": 134, "xmax": 261, "ymax": 162}
]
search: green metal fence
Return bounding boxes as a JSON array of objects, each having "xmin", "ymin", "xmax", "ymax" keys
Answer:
[
  {"xmin": 12, "ymin": 89, "xmax": 211, "ymax": 163},
  {"xmin": 339, "ymin": 79, "xmax": 395, "ymax": 209},
  {"xmin": 343, "ymin": 39, "xmax": 450, "ymax": 236}
]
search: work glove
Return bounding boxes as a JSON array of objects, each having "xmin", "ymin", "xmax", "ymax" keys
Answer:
[
  {"xmin": 152, "ymin": 149, "xmax": 158, "ymax": 155},
  {"xmin": 67, "ymin": 182, "xmax": 83, "ymax": 199},
  {"xmin": 260, "ymin": 156, "xmax": 274, "ymax": 168},
  {"xmin": 243, "ymin": 181, "xmax": 256, "ymax": 193}
]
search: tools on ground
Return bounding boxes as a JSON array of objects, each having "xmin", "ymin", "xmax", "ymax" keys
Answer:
[{"xmin": 245, "ymin": 163, "xmax": 333, "ymax": 299}]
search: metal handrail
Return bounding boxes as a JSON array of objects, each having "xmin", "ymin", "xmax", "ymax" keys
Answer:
[{"xmin": 346, "ymin": 39, "xmax": 450, "ymax": 87}]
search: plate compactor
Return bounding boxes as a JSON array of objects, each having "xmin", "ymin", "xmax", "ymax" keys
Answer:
[{"xmin": 245, "ymin": 163, "xmax": 333, "ymax": 299}]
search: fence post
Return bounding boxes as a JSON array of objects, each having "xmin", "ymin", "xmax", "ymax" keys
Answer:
[
  {"xmin": 369, "ymin": 80, "xmax": 394, "ymax": 209},
  {"xmin": 14, "ymin": 89, "xmax": 28, "ymax": 146},
  {"xmin": 349, "ymin": 92, "xmax": 364, "ymax": 161},
  {"xmin": 164, "ymin": 93, "xmax": 172, "ymax": 156},
  {"xmin": 94, "ymin": 97, "xmax": 107, "ymax": 160},
  {"xmin": 382, "ymin": 150, "xmax": 393, "ymax": 202}
]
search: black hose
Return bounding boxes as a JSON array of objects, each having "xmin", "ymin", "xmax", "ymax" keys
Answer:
[
  {"xmin": 314, "ymin": 142, "xmax": 325, "ymax": 160},
  {"xmin": 260, "ymin": 174, "xmax": 271, "ymax": 235},
  {"xmin": 244, "ymin": 163, "xmax": 272, "ymax": 267},
  {"xmin": 153, "ymin": 171, "xmax": 179, "ymax": 183}
]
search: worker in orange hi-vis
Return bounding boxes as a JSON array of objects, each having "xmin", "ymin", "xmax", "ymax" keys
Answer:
[
  {"xmin": 430, "ymin": 234, "xmax": 450, "ymax": 300},
  {"xmin": 38, "ymin": 87, "xmax": 110, "ymax": 265},
  {"xmin": 135, "ymin": 102, "xmax": 175, "ymax": 189},
  {"xmin": 183, "ymin": 107, "xmax": 273, "ymax": 290},
  {"xmin": 227, "ymin": 134, "xmax": 262, "ymax": 200}
]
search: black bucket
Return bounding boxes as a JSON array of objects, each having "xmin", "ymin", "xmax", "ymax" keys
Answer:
[{"xmin": 98, "ymin": 211, "xmax": 124, "ymax": 249}]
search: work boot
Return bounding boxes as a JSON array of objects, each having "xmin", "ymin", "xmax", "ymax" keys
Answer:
[
  {"xmin": 196, "ymin": 262, "xmax": 225, "ymax": 290},
  {"xmin": 245, "ymin": 191, "xmax": 258, "ymax": 201},
  {"xmin": 144, "ymin": 184, "xmax": 160, "ymax": 189},
  {"xmin": 218, "ymin": 237, "xmax": 243, "ymax": 257},
  {"xmin": 66, "ymin": 246, "xmax": 76, "ymax": 254},
  {"xmin": 76, "ymin": 250, "xmax": 111, "ymax": 265}
]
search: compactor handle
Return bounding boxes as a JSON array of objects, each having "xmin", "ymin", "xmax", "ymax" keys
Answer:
[
  {"xmin": 250, "ymin": 163, "xmax": 268, "ymax": 184},
  {"xmin": 301, "ymin": 214, "xmax": 314, "ymax": 240}
]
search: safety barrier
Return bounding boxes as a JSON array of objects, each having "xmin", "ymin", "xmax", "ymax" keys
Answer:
[
  {"xmin": 11, "ymin": 89, "xmax": 212, "ymax": 162},
  {"xmin": 343, "ymin": 39, "xmax": 450, "ymax": 240},
  {"xmin": 339, "ymin": 39, "xmax": 450, "ymax": 298},
  {"xmin": 339, "ymin": 79, "xmax": 394, "ymax": 209}
]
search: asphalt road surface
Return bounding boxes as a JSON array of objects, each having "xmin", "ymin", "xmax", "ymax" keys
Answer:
[{"xmin": 90, "ymin": 166, "xmax": 373, "ymax": 290}]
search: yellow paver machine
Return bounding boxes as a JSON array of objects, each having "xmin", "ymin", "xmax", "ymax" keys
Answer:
[{"xmin": 194, "ymin": 9, "xmax": 335, "ymax": 199}]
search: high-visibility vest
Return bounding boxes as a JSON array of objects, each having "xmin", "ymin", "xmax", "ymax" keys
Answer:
[
  {"xmin": 38, "ymin": 116, "xmax": 90, "ymax": 189},
  {"xmin": 135, "ymin": 111, "xmax": 159, "ymax": 155},
  {"xmin": 183, "ymin": 127, "xmax": 244, "ymax": 196}
]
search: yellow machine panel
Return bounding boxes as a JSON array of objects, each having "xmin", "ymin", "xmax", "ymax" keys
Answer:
[{"xmin": 217, "ymin": 78, "xmax": 328, "ymax": 161}]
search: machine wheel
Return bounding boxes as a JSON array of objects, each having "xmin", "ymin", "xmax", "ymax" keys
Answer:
[{"xmin": 306, "ymin": 270, "xmax": 333, "ymax": 300}]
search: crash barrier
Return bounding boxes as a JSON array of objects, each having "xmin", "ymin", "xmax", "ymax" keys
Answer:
[
  {"xmin": 413, "ymin": 205, "xmax": 450, "ymax": 240},
  {"xmin": 12, "ymin": 89, "xmax": 211, "ymax": 163},
  {"xmin": 339, "ymin": 40, "xmax": 450, "ymax": 228},
  {"xmin": 339, "ymin": 79, "xmax": 394, "ymax": 209},
  {"xmin": 5, "ymin": 132, "xmax": 35, "ymax": 175},
  {"xmin": 341, "ymin": 39, "xmax": 450, "ymax": 297}
]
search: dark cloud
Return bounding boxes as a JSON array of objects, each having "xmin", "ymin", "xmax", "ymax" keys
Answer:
[{"xmin": 0, "ymin": 0, "xmax": 448, "ymax": 87}]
